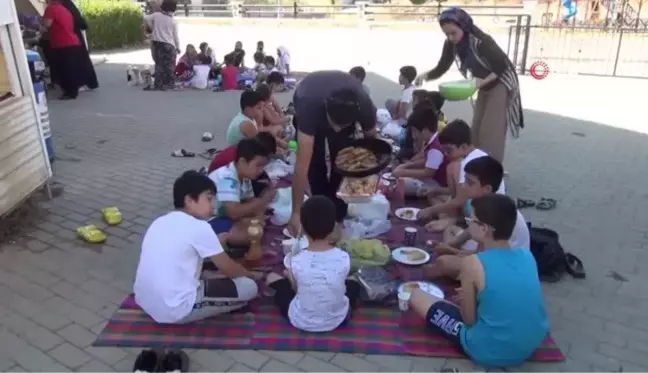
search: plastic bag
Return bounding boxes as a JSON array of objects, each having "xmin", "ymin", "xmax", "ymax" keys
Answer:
[
  {"xmin": 342, "ymin": 218, "xmax": 392, "ymax": 239},
  {"xmin": 269, "ymin": 187, "xmax": 307, "ymax": 226},
  {"xmin": 265, "ymin": 159, "xmax": 293, "ymax": 180},
  {"xmin": 347, "ymin": 194, "xmax": 390, "ymax": 221},
  {"xmin": 382, "ymin": 121, "xmax": 403, "ymax": 139}
]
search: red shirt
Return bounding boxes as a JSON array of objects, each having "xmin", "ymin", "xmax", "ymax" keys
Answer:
[
  {"xmin": 221, "ymin": 65, "xmax": 238, "ymax": 91},
  {"xmin": 425, "ymin": 135, "xmax": 449, "ymax": 187},
  {"xmin": 43, "ymin": 3, "xmax": 80, "ymax": 49},
  {"xmin": 207, "ymin": 146, "xmax": 237, "ymax": 173}
]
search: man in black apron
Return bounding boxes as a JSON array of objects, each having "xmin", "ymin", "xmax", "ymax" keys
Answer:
[{"xmin": 288, "ymin": 71, "xmax": 377, "ymax": 236}]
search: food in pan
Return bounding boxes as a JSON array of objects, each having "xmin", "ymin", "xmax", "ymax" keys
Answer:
[
  {"xmin": 335, "ymin": 147, "xmax": 378, "ymax": 172},
  {"xmin": 339, "ymin": 176, "xmax": 378, "ymax": 196}
]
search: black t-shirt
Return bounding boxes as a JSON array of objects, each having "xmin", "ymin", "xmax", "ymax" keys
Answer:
[
  {"xmin": 293, "ymin": 70, "xmax": 376, "ymax": 137},
  {"xmin": 232, "ymin": 49, "xmax": 245, "ymax": 67}
]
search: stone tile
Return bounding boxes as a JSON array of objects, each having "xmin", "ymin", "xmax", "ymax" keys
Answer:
[
  {"xmin": 0, "ymin": 354, "xmax": 16, "ymax": 371},
  {"xmin": 225, "ymin": 350, "xmax": 269, "ymax": 370},
  {"xmin": 260, "ymin": 359, "xmax": 303, "ymax": 372},
  {"xmin": 77, "ymin": 359, "xmax": 116, "ymax": 372},
  {"xmin": 296, "ymin": 356, "xmax": 347, "ymax": 372},
  {"xmin": 41, "ymin": 297, "xmax": 105, "ymax": 328},
  {"xmin": 190, "ymin": 351, "xmax": 235, "ymax": 371},
  {"xmin": 48, "ymin": 343, "xmax": 93, "ymax": 369},
  {"xmin": 0, "ymin": 313, "xmax": 63, "ymax": 351},
  {"xmin": 363, "ymin": 354, "xmax": 413, "ymax": 372},
  {"xmin": 84, "ymin": 346, "xmax": 129, "ymax": 366},
  {"xmin": 57, "ymin": 323, "xmax": 98, "ymax": 348},
  {"xmin": 227, "ymin": 363, "xmax": 257, "ymax": 372},
  {"xmin": 330, "ymin": 353, "xmax": 379, "ymax": 372},
  {"xmin": 258, "ymin": 351, "xmax": 304, "ymax": 366},
  {"xmin": 0, "ymin": 331, "xmax": 68, "ymax": 372}
]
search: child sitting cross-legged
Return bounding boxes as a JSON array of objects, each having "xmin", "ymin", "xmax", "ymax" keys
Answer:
[
  {"xmin": 133, "ymin": 171, "xmax": 261, "ymax": 324},
  {"xmin": 207, "ymin": 139, "xmax": 277, "ymax": 249},
  {"xmin": 417, "ymin": 119, "xmax": 506, "ymax": 232},
  {"xmin": 207, "ymin": 132, "xmax": 276, "ymax": 197},
  {"xmin": 266, "ymin": 196, "xmax": 362, "ymax": 332},
  {"xmin": 226, "ymin": 90, "xmax": 266, "ymax": 145},
  {"xmin": 391, "ymin": 106, "xmax": 448, "ymax": 197},
  {"xmin": 408, "ymin": 194, "xmax": 548, "ymax": 368},
  {"xmin": 424, "ymin": 155, "xmax": 529, "ymax": 279}
]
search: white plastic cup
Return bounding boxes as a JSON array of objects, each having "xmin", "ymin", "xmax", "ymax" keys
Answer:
[{"xmin": 398, "ymin": 291, "xmax": 411, "ymax": 311}]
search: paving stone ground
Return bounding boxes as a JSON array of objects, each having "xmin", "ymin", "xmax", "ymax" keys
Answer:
[{"xmin": 1, "ymin": 29, "xmax": 648, "ymax": 371}]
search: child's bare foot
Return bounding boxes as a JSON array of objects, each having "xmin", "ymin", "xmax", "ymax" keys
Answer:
[{"xmin": 266, "ymin": 272, "xmax": 283, "ymax": 285}]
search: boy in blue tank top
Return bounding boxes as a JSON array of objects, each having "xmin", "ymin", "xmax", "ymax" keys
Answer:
[{"xmin": 408, "ymin": 194, "xmax": 549, "ymax": 368}]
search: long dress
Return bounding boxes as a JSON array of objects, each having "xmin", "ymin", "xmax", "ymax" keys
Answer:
[{"xmin": 59, "ymin": 0, "xmax": 99, "ymax": 89}]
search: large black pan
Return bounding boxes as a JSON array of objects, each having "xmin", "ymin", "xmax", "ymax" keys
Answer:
[{"xmin": 333, "ymin": 138, "xmax": 393, "ymax": 178}]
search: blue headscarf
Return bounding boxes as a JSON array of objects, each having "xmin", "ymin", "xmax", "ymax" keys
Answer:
[{"xmin": 439, "ymin": 7, "xmax": 475, "ymax": 64}]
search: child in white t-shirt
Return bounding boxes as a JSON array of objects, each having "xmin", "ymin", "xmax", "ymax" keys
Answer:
[
  {"xmin": 133, "ymin": 171, "xmax": 261, "ymax": 324},
  {"xmin": 385, "ymin": 65, "xmax": 417, "ymax": 124},
  {"xmin": 266, "ymin": 196, "xmax": 362, "ymax": 332}
]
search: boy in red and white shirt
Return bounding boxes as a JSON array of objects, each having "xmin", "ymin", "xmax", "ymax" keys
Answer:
[{"xmin": 392, "ymin": 107, "xmax": 448, "ymax": 196}]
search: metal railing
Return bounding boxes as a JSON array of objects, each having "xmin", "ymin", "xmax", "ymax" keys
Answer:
[
  {"xmin": 508, "ymin": 24, "xmax": 648, "ymax": 78},
  {"xmin": 165, "ymin": 2, "xmax": 525, "ymax": 21}
]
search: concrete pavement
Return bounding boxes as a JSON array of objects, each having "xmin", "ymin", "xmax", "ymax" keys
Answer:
[{"xmin": 1, "ymin": 27, "xmax": 648, "ymax": 371}]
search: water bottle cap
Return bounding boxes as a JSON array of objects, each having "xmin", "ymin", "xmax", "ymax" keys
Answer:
[{"xmin": 288, "ymin": 140, "xmax": 297, "ymax": 150}]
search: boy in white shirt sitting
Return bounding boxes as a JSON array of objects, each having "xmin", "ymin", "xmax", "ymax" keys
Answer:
[
  {"xmin": 424, "ymin": 155, "xmax": 529, "ymax": 280},
  {"xmin": 133, "ymin": 171, "xmax": 261, "ymax": 324},
  {"xmin": 418, "ymin": 119, "xmax": 506, "ymax": 231},
  {"xmin": 265, "ymin": 196, "xmax": 362, "ymax": 332}
]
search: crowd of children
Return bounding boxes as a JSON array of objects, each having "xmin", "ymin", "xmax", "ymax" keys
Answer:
[
  {"xmin": 129, "ymin": 40, "xmax": 294, "ymax": 92},
  {"xmin": 132, "ymin": 64, "xmax": 551, "ymax": 368}
]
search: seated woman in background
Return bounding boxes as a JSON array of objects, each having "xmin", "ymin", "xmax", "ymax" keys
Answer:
[
  {"xmin": 175, "ymin": 44, "xmax": 198, "ymax": 82},
  {"xmin": 276, "ymin": 46, "xmax": 291, "ymax": 75}
]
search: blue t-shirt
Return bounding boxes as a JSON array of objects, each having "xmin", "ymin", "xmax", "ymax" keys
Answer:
[
  {"xmin": 207, "ymin": 162, "xmax": 254, "ymax": 217},
  {"xmin": 459, "ymin": 249, "xmax": 549, "ymax": 367},
  {"xmin": 463, "ymin": 199, "xmax": 472, "ymax": 218}
]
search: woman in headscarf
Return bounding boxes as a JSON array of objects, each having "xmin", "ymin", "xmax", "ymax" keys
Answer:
[
  {"xmin": 415, "ymin": 7, "xmax": 522, "ymax": 163},
  {"xmin": 276, "ymin": 46, "xmax": 291, "ymax": 76}
]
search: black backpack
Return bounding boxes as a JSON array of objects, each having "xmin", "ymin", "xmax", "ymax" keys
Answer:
[{"xmin": 528, "ymin": 223, "xmax": 586, "ymax": 282}]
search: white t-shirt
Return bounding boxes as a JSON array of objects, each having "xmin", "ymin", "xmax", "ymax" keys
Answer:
[
  {"xmin": 191, "ymin": 65, "xmax": 211, "ymax": 90},
  {"xmin": 459, "ymin": 148, "xmax": 506, "ymax": 195},
  {"xmin": 401, "ymin": 85, "xmax": 415, "ymax": 117},
  {"xmin": 510, "ymin": 210, "xmax": 530, "ymax": 249},
  {"xmin": 288, "ymin": 248, "xmax": 351, "ymax": 332},
  {"xmin": 425, "ymin": 133, "xmax": 444, "ymax": 170},
  {"xmin": 133, "ymin": 211, "xmax": 224, "ymax": 323}
]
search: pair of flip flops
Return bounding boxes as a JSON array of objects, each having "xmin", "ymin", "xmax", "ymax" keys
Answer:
[
  {"xmin": 517, "ymin": 197, "xmax": 557, "ymax": 210},
  {"xmin": 133, "ymin": 349, "xmax": 189, "ymax": 372},
  {"xmin": 76, "ymin": 207, "xmax": 123, "ymax": 243},
  {"xmin": 199, "ymin": 148, "xmax": 220, "ymax": 160},
  {"xmin": 171, "ymin": 149, "xmax": 195, "ymax": 158}
]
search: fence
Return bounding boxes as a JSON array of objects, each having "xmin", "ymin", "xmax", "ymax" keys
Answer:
[
  {"xmin": 167, "ymin": 2, "xmax": 525, "ymax": 22},
  {"xmin": 508, "ymin": 24, "xmax": 648, "ymax": 78}
]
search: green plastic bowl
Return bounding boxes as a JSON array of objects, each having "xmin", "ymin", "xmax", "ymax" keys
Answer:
[{"xmin": 438, "ymin": 80, "xmax": 477, "ymax": 101}]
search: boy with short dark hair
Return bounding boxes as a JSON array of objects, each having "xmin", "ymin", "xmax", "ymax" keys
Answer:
[
  {"xmin": 226, "ymin": 89, "xmax": 266, "ymax": 145},
  {"xmin": 418, "ymin": 119, "xmax": 506, "ymax": 229},
  {"xmin": 392, "ymin": 107, "xmax": 449, "ymax": 195},
  {"xmin": 208, "ymin": 139, "xmax": 277, "ymax": 237},
  {"xmin": 424, "ymin": 156, "xmax": 529, "ymax": 279},
  {"xmin": 133, "ymin": 171, "xmax": 261, "ymax": 324},
  {"xmin": 265, "ymin": 196, "xmax": 362, "ymax": 332},
  {"xmin": 408, "ymin": 194, "xmax": 549, "ymax": 368},
  {"xmin": 386, "ymin": 65, "xmax": 417, "ymax": 123}
]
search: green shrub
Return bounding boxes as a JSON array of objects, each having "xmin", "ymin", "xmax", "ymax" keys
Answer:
[
  {"xmin": 77, "ymin": 0, "xmax": 144, "ymax": 50},
  {"xmin": 409, "ymin": 0, "xmax": 427, "ymax": 4}
]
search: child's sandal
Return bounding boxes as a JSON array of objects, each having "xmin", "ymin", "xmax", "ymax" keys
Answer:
[
  {"xmin": 77, "ymin": 224, "xmax": 107, "ymax": 244},
  {"xmin": 516, "ymin": 198, "xmax": 536, "ymax": 209},
  {"xmin": 102, "ymin": 207, "xmax": 122, "ymax": 225},
  {"xmin": 536, "ymin": 197, "xmax": 557, "ymax": 211}
]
